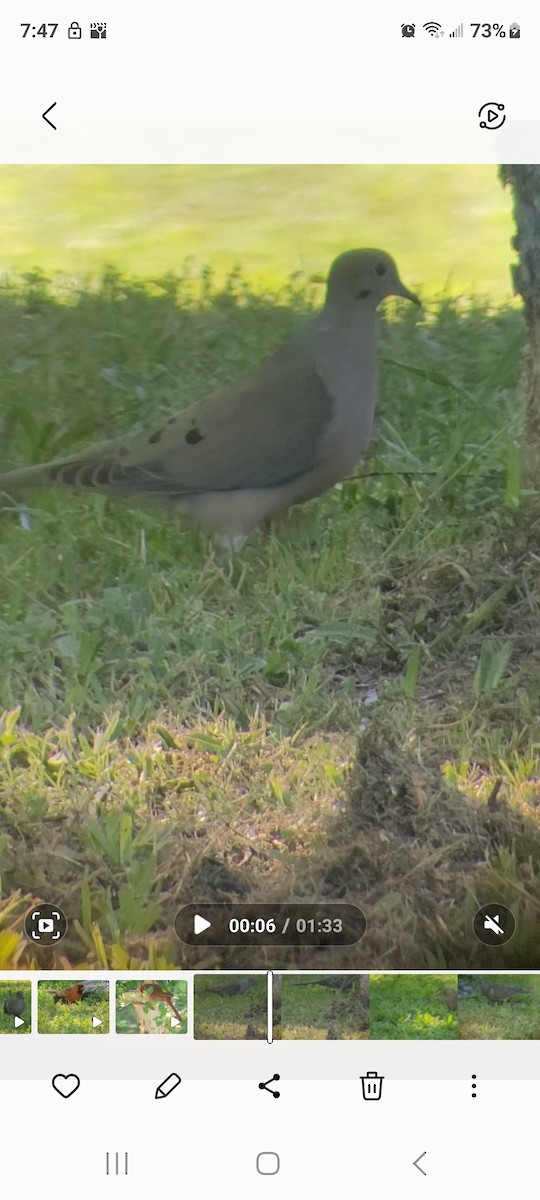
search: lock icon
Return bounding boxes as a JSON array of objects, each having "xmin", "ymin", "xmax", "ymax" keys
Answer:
[{"xmin": 68, "ymin": 21, "xmax": 82, "ymax": 38}]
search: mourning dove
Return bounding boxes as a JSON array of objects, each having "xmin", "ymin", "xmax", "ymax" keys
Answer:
[
  {"xmin": 479, "ymin": 981, "xmax": 528, "ymax": 1004},
  {"xmin": 291, "ymin": 975, "xmax": 355, "ymax": 991},
  {"xmin": 437, "ymin": 988, "xmax": 458, "ymax": 1012},
  {"xmin": 204, "ymin": 977, "xmax": 256, "ymax": 997},
  {"xmin": 0, "ymin": 249, "xmax": 419, "ymax": 546}
]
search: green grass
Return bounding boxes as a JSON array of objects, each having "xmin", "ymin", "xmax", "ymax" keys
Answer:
[
  {"xmin": 0, "ymin": 165, "xmax": 514, "ymax": 298},
  {"xmin": 193, "ymin": 974, "xmax": 267, "ymax": 1039},
  {"xmin": 279, "ymin": 974, "xmax": 369, "ymax": 1039},
  {"xmin": 370, "ymin": 974, "xmax": 458, "ymax": 1039},
  {"xmin": 459, "ymin": 974, "xmax": 540, "ymax": 1039},
  {"xmin": 0, "ymin": 254, "xmax": 539, "ymax": 972}
]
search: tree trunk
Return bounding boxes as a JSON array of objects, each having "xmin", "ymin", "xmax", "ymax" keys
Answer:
[{"xmin": 500, "ymin": 166, "xmax": 540, "ymax": 480}]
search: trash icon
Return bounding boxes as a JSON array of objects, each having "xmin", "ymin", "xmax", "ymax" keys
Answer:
[{"xmin": 360, "ymin": 1070, "xmax": 384, "ymax": 1100}]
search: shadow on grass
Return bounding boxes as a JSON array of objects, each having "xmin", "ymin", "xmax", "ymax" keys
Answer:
[{"xmin": 3, "ymin": 505, "xmax": 539, "ymax": 972}]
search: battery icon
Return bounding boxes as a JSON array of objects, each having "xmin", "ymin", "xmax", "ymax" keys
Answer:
[{"xmin": 509, "ymin": 22, "xmax": 520, "ymax": 37}]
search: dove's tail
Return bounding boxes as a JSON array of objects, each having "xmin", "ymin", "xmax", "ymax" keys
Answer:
[
  {"xmin": 0, "ymin": 463, "xmax": 60, "ymax": 492},
  {"xmin": 0, "ymin": 454, "xmax": 123, "ymax": 495}
]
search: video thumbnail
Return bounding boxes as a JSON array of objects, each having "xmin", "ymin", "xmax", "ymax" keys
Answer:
[
  {"xmin": 0, "ymin": 981, "xmax": 30, "ymax": 1033},
  {"xmin": 194, "ymin": 974, "xmax": 267, "ymax": 1039},
  {"xmin": 277, "ymin": 973, "xmax": 369, "ymax": 1040},
  {"xmin": 37, "ymin": 979, "xmax": 109, "ymax": 1033},
  {"xmin": 116, "ymin": 979, "xmax": 187, "ymax": 1033}
]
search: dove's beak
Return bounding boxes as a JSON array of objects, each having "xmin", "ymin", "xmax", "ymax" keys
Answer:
[{"xmin": 395, "ymin": 280, "xmax": 422, "ymax": 306}]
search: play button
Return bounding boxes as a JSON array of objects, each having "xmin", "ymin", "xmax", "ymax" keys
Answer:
[
  {"xmin": 92, "ymin": 1016, "xmax": 102, "ymax": 1028},
  {"xmin": 14, "ymin": 1016, "xmax": 24, "ymax": 1029},
  {"xmin": 193, "ymin": 913, "xmax": 212, "ymax": 935},
  {"xmin": 170, "ymin": 1016, "xmax": 181, "ymax": 1028},
  {"xmin": 478, "ymin": 101, "xmax": 506, "ymax": 129}
]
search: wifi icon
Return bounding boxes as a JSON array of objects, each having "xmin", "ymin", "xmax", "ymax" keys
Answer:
[{"xmin": 423, "ymin": 21, "xmax": 444, "ymax": 36}]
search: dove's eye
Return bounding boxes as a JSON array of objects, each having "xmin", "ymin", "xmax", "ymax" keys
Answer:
[{"xmin": 375, "ymin": 263, "xmax": 387, "ymax": 276}]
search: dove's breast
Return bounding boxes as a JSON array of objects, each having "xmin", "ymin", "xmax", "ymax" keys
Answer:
[
  {"xmin": 177, "ymin": 321, "xmax": 379, "ymax": 539},
  {"xmin": 314, "ymin": 327, "xmax": 378, "ymax": 479}
]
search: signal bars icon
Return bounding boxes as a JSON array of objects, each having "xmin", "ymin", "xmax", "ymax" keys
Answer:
[{"xmin": 449, "ymin": 22, "xmax": 464, "ymax": 37}]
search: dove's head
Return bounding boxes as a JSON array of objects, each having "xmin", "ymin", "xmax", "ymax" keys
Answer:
[{"xmin": 325, "ymin": 249, "xmax": 421, "ymax": 310}]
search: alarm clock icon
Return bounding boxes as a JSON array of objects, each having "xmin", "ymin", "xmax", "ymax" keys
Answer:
[{"xmin": 401, "ymin": 23, "xmax": 415, "ymax": 37}]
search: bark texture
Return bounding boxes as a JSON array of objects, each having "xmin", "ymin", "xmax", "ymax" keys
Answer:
[{"xmin": 500, "ymin": 165, "xmax": 540, "ymax": 476}]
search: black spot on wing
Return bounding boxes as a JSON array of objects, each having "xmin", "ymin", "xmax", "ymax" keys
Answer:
[
  {"xmin": 115, "ymin": 365, "xmax": 335, "ymax": 495},
  {"xmin": 148, "ymin": 429, "xmax": 163, "ymax": 445},
  {"xmin": 41, "ymin": 366, "xmax": 335, "ymax": 497},
  {"xmin": 185, "ymin": 427, "xmax": 204, "ymax": 445}
]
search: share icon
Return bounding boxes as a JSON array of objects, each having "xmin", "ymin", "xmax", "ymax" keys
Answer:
[{"xmin": 259, "ymin": 1073, "xmax": 280, "ymax": 1098}]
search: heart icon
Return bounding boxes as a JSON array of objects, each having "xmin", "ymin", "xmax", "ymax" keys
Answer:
[{"xmin": 52, "ymin": 1073, "xmax": 81, "ymax": 1098}]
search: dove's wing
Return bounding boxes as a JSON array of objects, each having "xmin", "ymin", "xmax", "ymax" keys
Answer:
[{"xmin": 0, "ymin": 350, "xmax": 335, "ymax": 499}]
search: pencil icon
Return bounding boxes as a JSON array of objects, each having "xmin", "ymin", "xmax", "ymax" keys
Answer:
[{"xmin": 155, "ymin": 1072, "xmax": 181, "ymax": 1099}]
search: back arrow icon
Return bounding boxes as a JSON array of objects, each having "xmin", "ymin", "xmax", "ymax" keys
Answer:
[
  {"xmin": 42, "ymin": 102, "xmax": 57, "ymax": 129},
  {"xmin": 413, "ymin": 1151, "xmax": 427, "ymax": 1175}
]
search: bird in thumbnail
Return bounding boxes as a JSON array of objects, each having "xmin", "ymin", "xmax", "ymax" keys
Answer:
[
  {"xmin": 479, "ymin": 981, "xmax": 529, "ymax": 1004},
  {"xmin": 3, "ymin": 992, "xmax": 25, "ymax": 1017},
  {"xmin": 205, "ymin": 977, "xmax": 256, "ymax": 997}
]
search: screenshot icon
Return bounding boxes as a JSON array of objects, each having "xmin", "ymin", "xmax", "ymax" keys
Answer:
[{"xmin": 24, "ymin": 905, "xmax": 67, "ymax": 945}]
